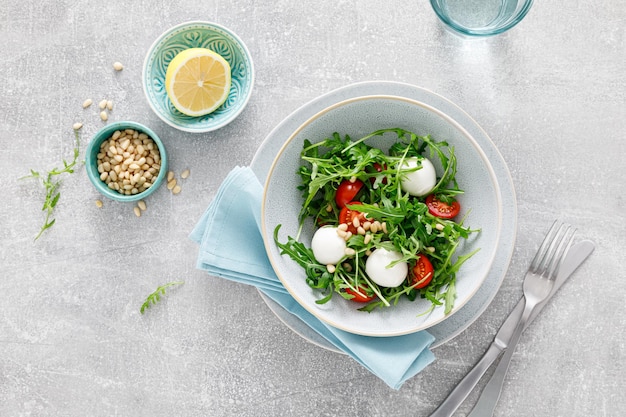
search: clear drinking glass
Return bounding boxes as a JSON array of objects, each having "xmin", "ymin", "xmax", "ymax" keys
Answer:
[{"xmin": 430, "ymin": 0, "xmax": 534, "ymax": 36}]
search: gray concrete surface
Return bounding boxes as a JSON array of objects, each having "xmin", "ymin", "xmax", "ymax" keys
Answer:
[{"xmin": 1, "ymin": 1, "xmax": 624, "ymax": 416}]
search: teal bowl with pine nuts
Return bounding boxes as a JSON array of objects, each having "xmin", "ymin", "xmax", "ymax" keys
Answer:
[{"xmin": 85, "ymin": 121, "xmax": 168, "ymax": 202}]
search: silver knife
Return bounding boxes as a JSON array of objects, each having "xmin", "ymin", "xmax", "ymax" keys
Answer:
[{"xmin": 429, "ymin": 239, "xmax": 595, "ymax": 417}]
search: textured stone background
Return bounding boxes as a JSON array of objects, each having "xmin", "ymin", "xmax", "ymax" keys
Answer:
[{"xmin": 1, "ymin": 1, "xmax": 624, "ymax": 416}]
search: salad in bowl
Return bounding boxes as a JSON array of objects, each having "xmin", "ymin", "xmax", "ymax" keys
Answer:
[{"xmin": 262, "ymin": 95, "xmax": 502, "ymax": 336}]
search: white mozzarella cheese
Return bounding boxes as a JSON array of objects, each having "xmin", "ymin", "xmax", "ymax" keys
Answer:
[
  {"xmin": 400, "ymin": 157, "xmax": 437, "ymax": 197},
  {"xmin": 365, "ymin": 248, "xmax": 408, "ymax": 288},
  {"xmin": 311, "ymin": 226, "xmax": 347, "ymax": 265}
]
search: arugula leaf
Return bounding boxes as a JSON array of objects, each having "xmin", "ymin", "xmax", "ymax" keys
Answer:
[
  {"xmin": 140, "ymin": 281, "xmax": 185, "ymax": 314},
  {"xmin": 21, "ymin": 130, "xmax": 82, "ymax": 241}
]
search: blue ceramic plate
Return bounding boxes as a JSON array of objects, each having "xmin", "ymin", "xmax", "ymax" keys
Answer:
[{"xmin": 142, "ymin": 21, "xmax": 254, "ymax": 133}]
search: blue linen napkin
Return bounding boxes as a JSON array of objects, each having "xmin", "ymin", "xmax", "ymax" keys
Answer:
[{"xmin": 190, "ymin": 166, "xmax": 435, "ymax": 389}]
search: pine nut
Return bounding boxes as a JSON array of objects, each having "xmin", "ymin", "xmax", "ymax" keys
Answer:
[
  {"xmin": 342, "ymin": 263, "xmax": 353, "ymax": 272},
  {"xmin": 337, "ymin": 229, "xmax": 347, "ymax": 238},
  {"xmin": 100, "ymin": 111, "xmax": 108, "ymax": 121},
  {"xmin": 83, "ymin": 99, "xmax": 93, "ymax": 108},
  {"xmin": 99, "ymin": 99, "xmax": 107, "ymax": 110},
  {"xmin": 181, "ymin": 169, "xmax": 190, "ymax": 179},
  {"xmin": 364, "ymin": 234, "xmax": 372, "ymax": 244},
  {"xmin": 357, "ymin": 226, "xmax": 366, "ymax": 235},
  {"xmin": 95, "ymin": 199, "xmax": 103, "ymax": 208},
  {"xmin": 345, "ymin": 248, "xmax": 356, "ymax": 256},
  {"xmin": 167, "ymin": 179, "xmax": 176, "ymax": 190},
  {"xmin": 112, "ymin": 130, "xmax": 121, "ymax": 140},
  {"xmin": 352, "ymin": 217, "xmax": 360, "ymax": 228},
  {"xmin": 337, "ymin": 223, "xmax": 348, "ymax": 232},
  {"xmin": 137, "ymin": 200, "xmax": 147, "ymax": 211},
  {"xmin": 435, "ymin": 223, "xmax": 445, "ymax": 231},
  {"xmin": 106, "ymin": 100, "xmax": 113, "ymax": 111},
  {"xmin": 113, "ymin": 61, "xmax": 124, "ymax": 71},
  {"xmin": 133, "ymin": 207, "xmax": 141, "ymax": 217},
  {"xmin": 382, "ymin": 222, "xmax": 388, "ymax": 234},
  {"xmin": 167, "ymin": 171, "xmax": 174, "ymax": 181},
  {"xmin": 326, "ymin": 264, "xmax": 336, "ymax": 273},
  {"xmin": 73, "ymin": 122, "xmax": 83, "ymax": 130},
  {"xmin": 172, "ymin": 185, "xmax": 181, "ymax": 194},
  {"xmin": 426, "ymin": 246, "xmax": 436, "ymax": 253}
]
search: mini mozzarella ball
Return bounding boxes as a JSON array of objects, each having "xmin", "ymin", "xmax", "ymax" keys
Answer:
[
  {"xmin": 400, "ymin": 157, "xmax": 437, "ymax": 197},
  {"xmin": 311, "ymin": 226, "xmax": 347, "ymax": 265},
  {"xmin": 365, "ymin": 248, "xmax": 408, "ymax": 288}
]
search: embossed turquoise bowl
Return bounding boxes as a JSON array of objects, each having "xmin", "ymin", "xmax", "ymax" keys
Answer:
[{"xmin": 142, "ymin": 21, "xmax": 255, "ymax": 133}]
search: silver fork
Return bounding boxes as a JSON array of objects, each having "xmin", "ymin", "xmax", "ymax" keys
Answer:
[
  {"xmin": 429, "ymin": 220, "xmax": 575, "ymax": 417},
  {"xmin": 465, "ymin": 221, "xmax": 575, "ymax": 417}
]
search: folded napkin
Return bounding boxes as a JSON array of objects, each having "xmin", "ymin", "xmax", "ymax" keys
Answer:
[{"xmin": 190, "ymin": 166, "xmax": 435, "ymax": 389}]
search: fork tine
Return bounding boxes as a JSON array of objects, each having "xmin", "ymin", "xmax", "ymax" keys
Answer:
[
  {"xmin": 530, "ymin": 220, "xmax": 561, "ymax": 271},
  {"xmin": 545, "ymin": 225, "xmax": 576, "ymax": 279}
]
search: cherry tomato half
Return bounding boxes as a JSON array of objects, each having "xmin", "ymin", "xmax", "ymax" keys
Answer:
[
  {"xmin": 335, "ymin": 179, "xmax": 364, "ymax": 208},
  {"xmin": 345, "ymin": 286, "xmax": 376, "ymax": 303},
  {"xmin": 339, "ymin": 201, "xmax": 367, "ymax": 234},
  {"xmin": 411, "ymin": 254, "xmax": 434, "ymax": 289},
  {"xmin": 426, "ymin": 194, "xmax": 461, "ymax": 219}
]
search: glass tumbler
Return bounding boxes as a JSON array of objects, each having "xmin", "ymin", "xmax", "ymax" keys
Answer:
[{"xmin": 430, "ymin": 0, "xmax": 534, "ymax": 36}]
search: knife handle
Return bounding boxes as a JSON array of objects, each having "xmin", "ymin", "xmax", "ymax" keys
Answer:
[
  {"xmin": 428, "ymin": 343, "xmax": 503, "ymax": 417},
  {"xmin": 466, "ymin": 337, "xmax": 516, "ymax": 417}
]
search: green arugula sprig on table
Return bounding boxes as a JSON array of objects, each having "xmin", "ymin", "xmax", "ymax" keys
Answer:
[
  {"xmin": 20, "ymin": 130, "xmax": 82, "ymax": 241},
  {"xmin": 140, "ymin": 281, "xmax": 185, "ymax": 314},
  {"xmin": 275, "ymin": 128, "xmax": 479, "ymax": 314}
]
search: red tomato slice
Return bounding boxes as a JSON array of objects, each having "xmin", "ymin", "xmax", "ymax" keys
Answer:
[
  {"xmin": 339, "ymin": 201, "xmax": 366, "ymax": 234},
  {"xmin": 411, "ymin": 254, "xmax": 434, "ymax": 289},
  {"xmin": 426, "ymin": 194, "xmax": 461, "ymax": 219},
  {"xmin": 335, "ymin": 179, "xmax": 364, "ymax": 208},
  {"xmin": 345, "ymin": 286, "xmax": 376, "ymax": 303}
]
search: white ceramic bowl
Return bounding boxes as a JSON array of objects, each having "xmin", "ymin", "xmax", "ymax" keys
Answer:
[{"xmin": 261, "ymin": 95, "xmax": 502, "ymax": 337}]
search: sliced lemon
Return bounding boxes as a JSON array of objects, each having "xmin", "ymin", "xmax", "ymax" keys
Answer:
[{"xmin": 164, "ymin": 48, "xmax": 232, "ymax": 117}]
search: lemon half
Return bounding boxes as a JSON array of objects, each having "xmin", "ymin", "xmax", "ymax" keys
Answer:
[{"xmin": 164, "ymin": 48, "xmax": 232, "ymax": 117}]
